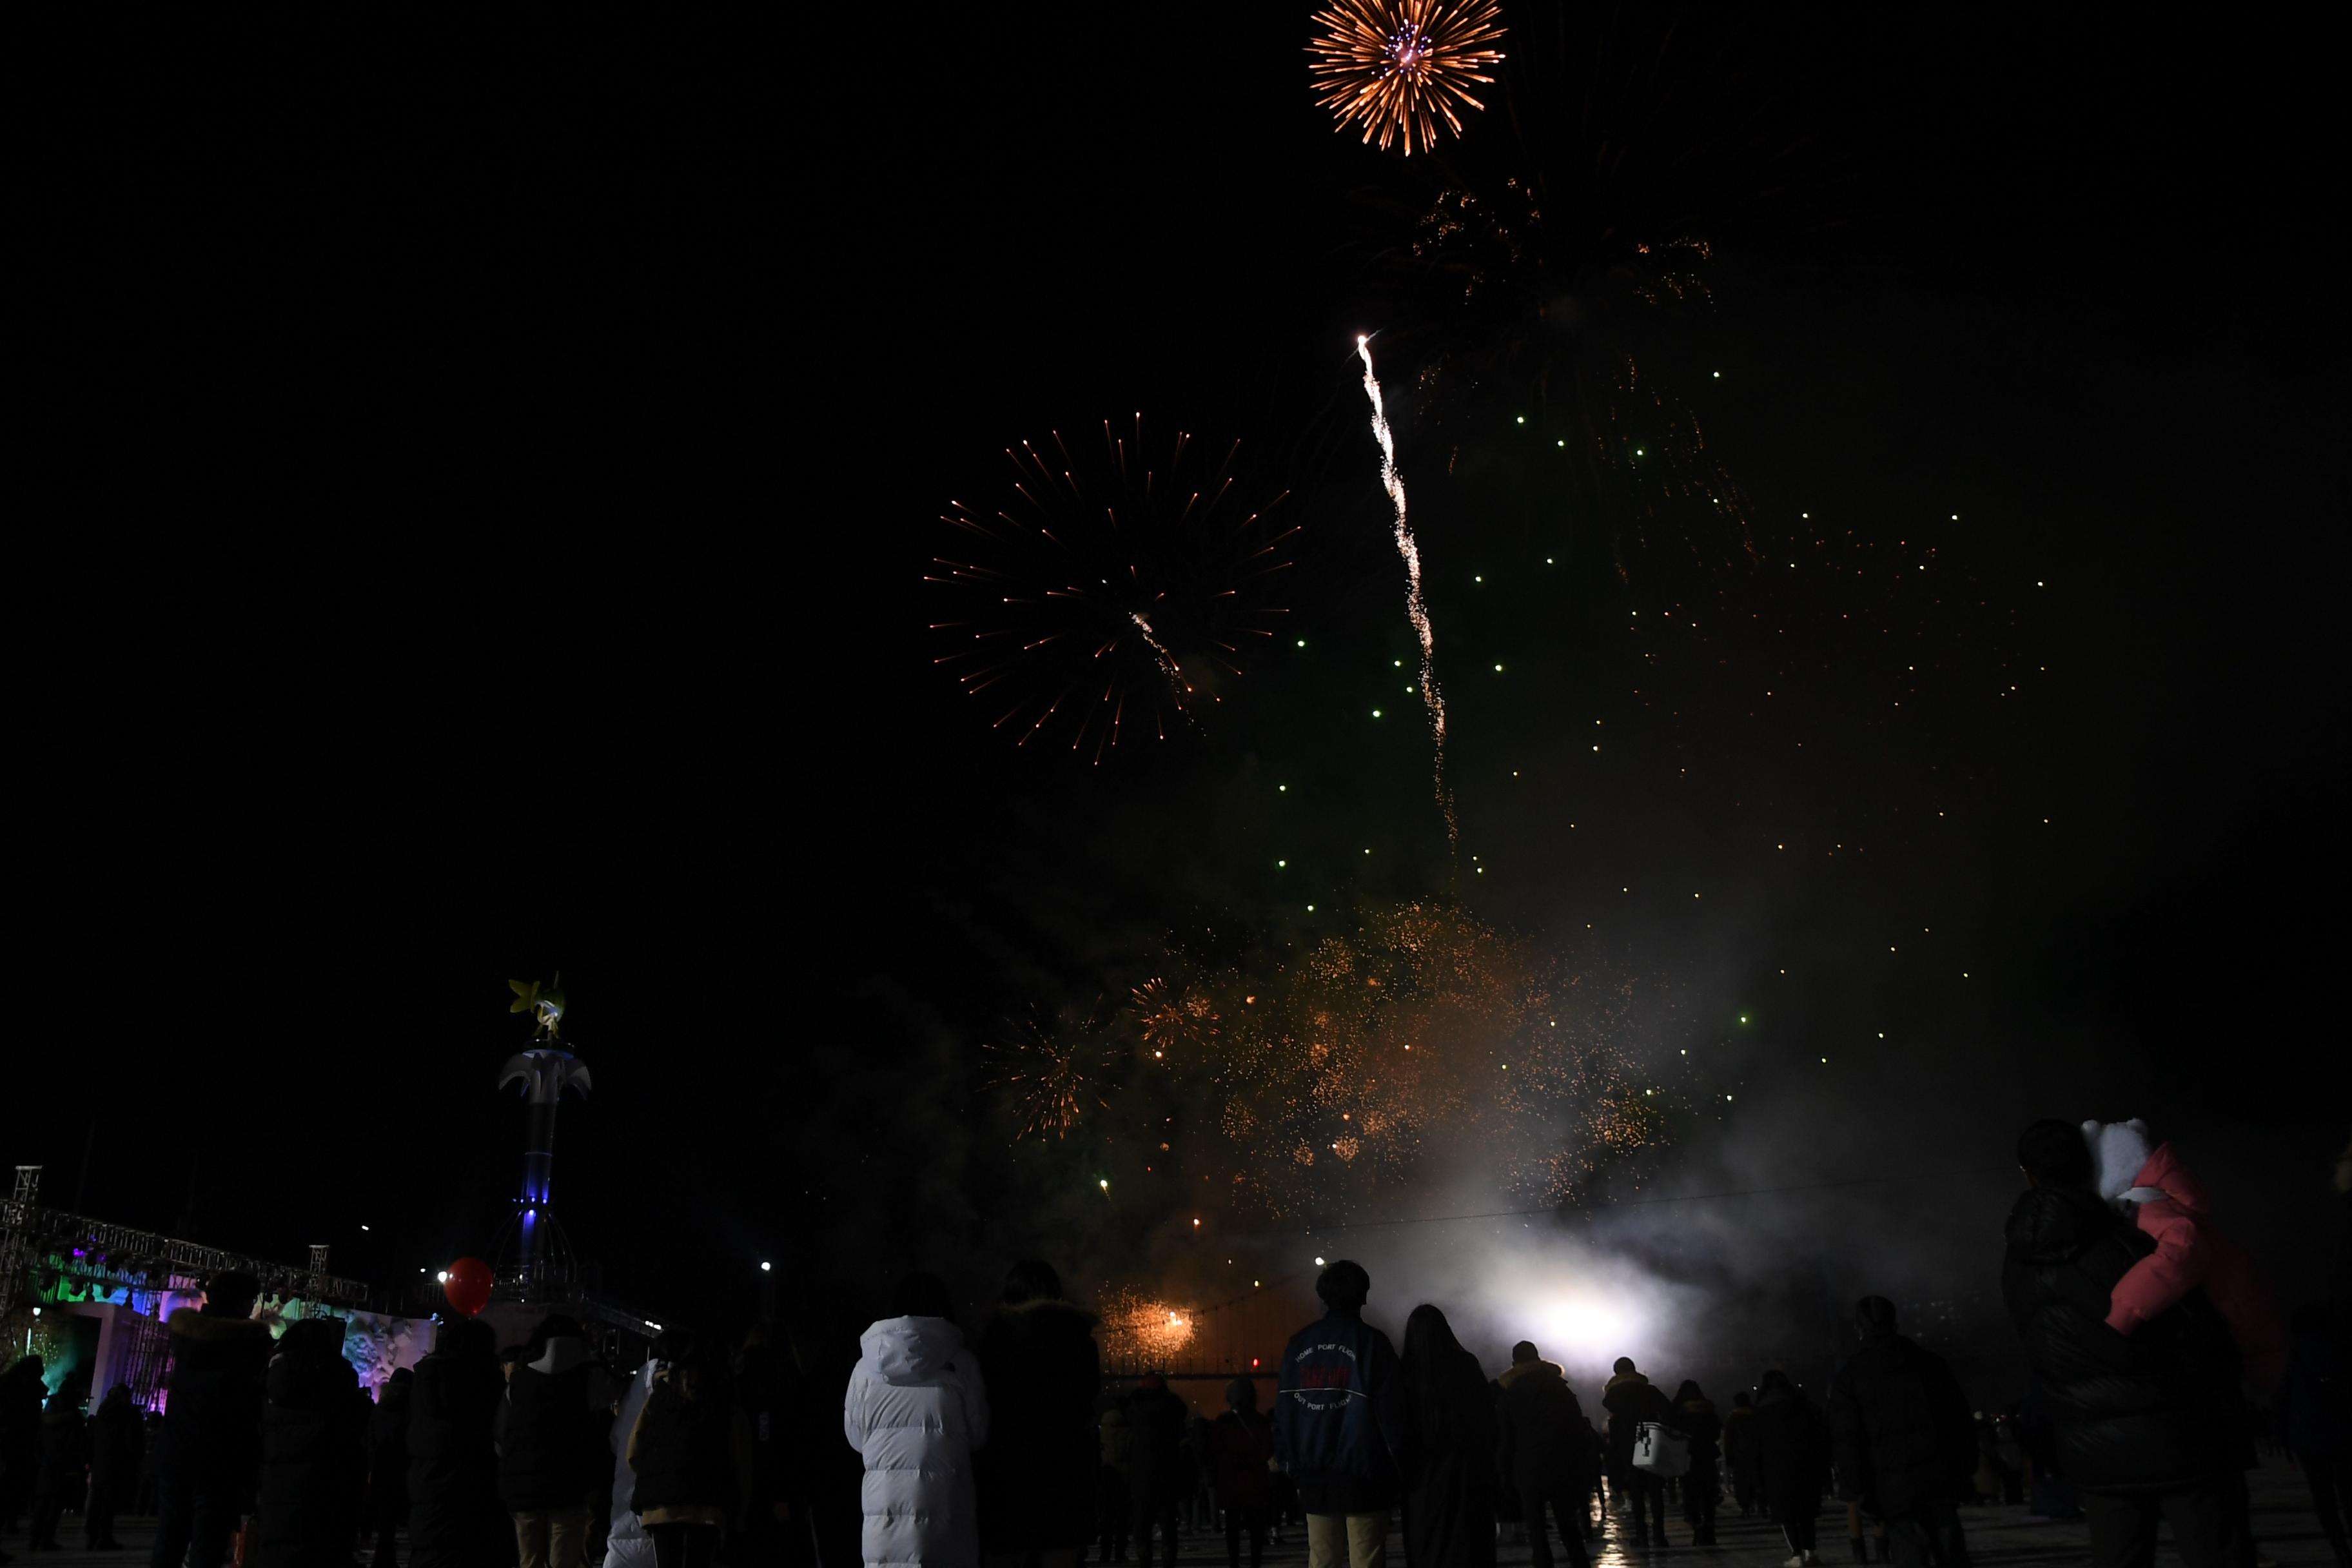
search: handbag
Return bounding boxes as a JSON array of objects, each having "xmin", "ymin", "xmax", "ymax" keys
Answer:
[{"xmin": 1632, "ymin": 1420, "xmax": 1690, "ymax": 1478}]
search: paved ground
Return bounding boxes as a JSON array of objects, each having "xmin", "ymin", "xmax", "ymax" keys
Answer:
[{"xmin": 7, "ymin": 1460, "xmax": 2336, "ymax": 1568}]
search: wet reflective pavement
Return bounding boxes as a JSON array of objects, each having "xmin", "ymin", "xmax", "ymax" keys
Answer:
[{"xmin": 14, "ymin": 1461, "xmax": 2335, "ymax": 1568}]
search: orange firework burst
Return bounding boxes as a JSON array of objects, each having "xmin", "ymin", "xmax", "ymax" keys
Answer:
[
  {"xmin": 1097, "ymin": 1286, "xmax": 1196, "ymax": 1369},
  {"xmin": 1308, "ymin": 0, "xmax": 1505, "ymax": 157},
  {"xmin": 928, "ymin": 418, "xmax": 1295, "ymax": 763},
  {"xmin": 985, "ymin": 1016, "xmax": 1115, "ymax": 1141}
]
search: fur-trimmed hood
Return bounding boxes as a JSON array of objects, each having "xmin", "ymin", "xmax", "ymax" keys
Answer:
[{"xmin": 1496, "ymin": 1358, "xmax": 1563, "ymax": 1391}]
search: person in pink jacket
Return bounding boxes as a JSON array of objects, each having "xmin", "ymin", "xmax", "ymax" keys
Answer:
[{"xmin": 2084, "ymin": 1119, "xmax": 2289, "ymax": 1396}]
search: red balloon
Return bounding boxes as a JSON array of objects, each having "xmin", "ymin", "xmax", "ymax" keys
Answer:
[{"xmin": 443, "ymin": 1257, "xmax": 494, "ymax": 1317}]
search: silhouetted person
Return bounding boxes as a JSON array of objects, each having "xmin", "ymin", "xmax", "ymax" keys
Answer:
[
  {"xmin": 1494, "ymin": 1342, "xmax": 1592, "ymax": 1568},
  {"xmin": 1828, "ymin": 1298, "xmax": 1974, "ymax": 1568},
  {"xmin": 502, "ymin": 1314, "xmax": 602, "ymax": 1568},
  {"xmin": 2278, "ymin": 1304, "xmax": 2350, "ymax": 1567},
  {"xmin": 27, "ymin": 1378, "xmax": 88, "ymax": 1551},
  {"xmin": 631, "ymin": 1331, "xmax": 743, "ymax": 1568},
  {"xmin": 1725, "ymin": 1393, "xmax": 1762, "ymax": 1517},
  {"xmin": 2004, "ymin": 1118, "xmax": 2245, "ymax": 1568},
  {"xmin": 1097, "ymin": 1402, "xmax": 1133, "ymax": 1563},
  {"xmin": 974, "ymin": 1262, "xmax": 1099, "ymax": 1568},
  {"xmin": 1755, "ymin": 1371, "xmax": 1828, "ymax": 1568},
  {"xmin": 1672, "ymin": 1381, "xmax": 1721, "ymax": 1547},
  {"xmin": 83, "ymin": 1383, "xmax": 140, "ymax": 1550},
  {"xmin": 1600, "ymin": 1358, "xmax": 1672, "ymax": 1548},
  {"xmin": 151, "ymin": 1271, "xmax": 272, "ymax": 1568},
  {"xmin": 1395, "ymin": 1306, "xmax": 1494, "ymax": 1568},
  {"xmin": 844, "ymin": 1273, "xmax": 988, "ymax": 1568},
  {"xmin": 1209, "ymin": 1382, "xmax": 1275, "ymax": 1568},
  {"xmin": 1122, "ymin": 1375, "xmax": 1187, "ymax": 1568},
  {"xmin": 251, "ymin": 1317, "xmax": 368, "ymax": 1568},
  {"xmin": 407, "ymin": 1317, "xmax": 510, "ymax": 1568},
  {"xmin": 0, "ymin": 1355, "xmax": 44, "ymax": 1539},
  {"xmin": 1271, "ymin": 1260, "xmax": 1405, "ymax": 1568},
  {"xmin": 369, "ymin": 1369, "xmax": 415, "ymax": 1568}
]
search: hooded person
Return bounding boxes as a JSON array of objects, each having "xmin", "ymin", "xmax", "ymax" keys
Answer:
[
  {"xmin": 1121, "ymin": 1373, "xmax": 1188, "ymax": 1568},
  {"xmin": 1754, "ymin": 1371, "xmax": 1830, "ymax": 1568},
  {"xmin": 1599, "ymin": 1359, "xmax": 1674, "ymax": 1548},
  {"xmin": 1210, "ymin": 1380, "xmax": 1277, "ymax": 1568},
  {"xmin": 1494, "ymin": 1341, "xmax": 1592, "ymax": 1568},
  {"xmin": 972, "ymin": 1262, "xmax": 1099, "ymax": 1568},
  {"xmin": 84, "ymin": 1382, "xmax": 143, "ymax": 1551},
  {"xmin": 500, "ymin": 1314, "xmax": 603, "ymax": 1568},
  {"xmin": 844, "ymin": 1273, "xmax": 990, "ymax": 1568},
  {"xmin": 251, "ymin": 1317, "xmax": 368, "ymax": 1568},
  {"xmin": 1827, "ymin": 1299, "xmax": 1975, "ymax": 1568},
  {"xmin": 1395, "ymin": 1306, "xmax": 1495, "ymax": 1568},
  {"xmin": 26, "ymin": 1378, "xmax": 90, "ymax": 1551},
  {"xmin": 2084, "ymin": 1120, "xmax": 2289, "ymax": 1397},
  {"xmin": 1271, "ymin": 1260, "xmax": 1406, "ymax": 1568},
  {"xmin": 150, "ymin": 1271, "xmax": 274, "ymax": 1568},
  {"xmin": 368, "ymin": 1369, "xmax": 415, "ymax": 1568},
  {"xmin": 2003, "ymin": 1119, "xmax": 2246, "ymax": 1568},
  {"xmin": 1672, "ymin": 1381, "xmax": 1721, "ymax": 1547},
  {"xmin": 407, "ymin": 1317, "xmax": 511, "ymax": 1568}
]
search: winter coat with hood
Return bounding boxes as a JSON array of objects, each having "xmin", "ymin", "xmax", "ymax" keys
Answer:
[
  {"xmin": 973, "ymin": 1300, "xmax": 1099, "ymax": 1553},
  {"xmin": 1495, "ymin": 1360, "xmax": 1596, "ymax": 1493},
  {"xmin": 407, "ymin": 1320, "xmax": 511, "ymax": 1568},
  {"xmin": 1600, "ymin": 1371, "xmax": 1676, "ymax": 1469},
  {"xmin": 2093, "ymin": 1133, "xmax": 2289, "ymax": 1395},
  {"xmin": 251, "ymin": 1318, "xmax": 368, "ymax": 1568},
  {"xmin": 500, "ymin": 1332, "xmax": 602, "ymax": 1513},
  {"xmin": 1272, "ymin": 1307, "xmax": 1406, "ymax": 1515},
  {"xmin": 2001, "ymin": 1180, "xmax": 2241, "ymax": 1493},
  {"xmin": 844, "ymin": 1315, "xmax": 990, "ymax": 1568},
  {"xmin": 158, "ymin": 1304, "xmax": 274, "ymax": 1493},
  {"xmin": 1827, "ymin": 1327, "xmax": 1974, "ymax": 1518}
]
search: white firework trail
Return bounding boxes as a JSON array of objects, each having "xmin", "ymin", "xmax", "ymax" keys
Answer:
[
  {"xmin": 1355, "ymin": 333, "xmax": 1458, "ymax": 844},
  {"xmin": 1130, "ymin": 611, "xmax": 1186, "ymax": 709}
]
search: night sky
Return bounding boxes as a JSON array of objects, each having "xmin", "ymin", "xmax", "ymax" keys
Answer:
[{"xmin": 13, "ymin": 8, "xmax": 2340, "ymax": 1375}]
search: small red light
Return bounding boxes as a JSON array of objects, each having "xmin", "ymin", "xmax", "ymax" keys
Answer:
[{"xmin": 1251, "ymin": 1358, "xmax": 1260, "ymax": 1369}]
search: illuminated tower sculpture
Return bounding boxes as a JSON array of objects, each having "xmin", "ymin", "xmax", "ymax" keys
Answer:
[{"xmin": 498, "ymin": 977, "xmax": 591, "ymax": 1289}]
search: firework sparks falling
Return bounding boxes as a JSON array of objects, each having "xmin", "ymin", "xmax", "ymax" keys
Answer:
[
  {"xmin": 986, "ymin": 1017, "xmax": 1113, "ymax": 1141},
  {"xmin": 928, "ymin": 417, "xmax": 1295, "ymax": 763},
  {"xmin": 1098, "ymin": 1286, "xmax": 1197, "ymax": 1368},
  {"xmin": 1357, "ymin": 334, "xmax": 1456, "ymax": 843},
  {"xmin": 1309, "ymin": 0, "xmax": 1506, "ymax": 157}
]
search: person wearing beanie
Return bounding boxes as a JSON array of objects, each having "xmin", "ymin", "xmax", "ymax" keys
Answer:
[{"xmin": 1272, "ymin": 1261, "xmax": 1405, "ymax": 1568}]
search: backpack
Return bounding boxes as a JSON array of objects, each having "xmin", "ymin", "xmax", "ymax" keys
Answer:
[{"xmin": 1632, "ymin": 1420, "xmax": 1690, "ymax": 1478}]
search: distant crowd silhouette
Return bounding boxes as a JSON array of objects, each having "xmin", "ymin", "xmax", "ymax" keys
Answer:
[{"xmin": 0, "ymin": 1118, "xmax": 2344, "ymax": 1568}]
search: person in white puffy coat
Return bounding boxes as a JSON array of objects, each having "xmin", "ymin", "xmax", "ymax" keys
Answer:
[{"xmin": 845, "ymin": 1274, "xmax": 991, "ymax": 1568}]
